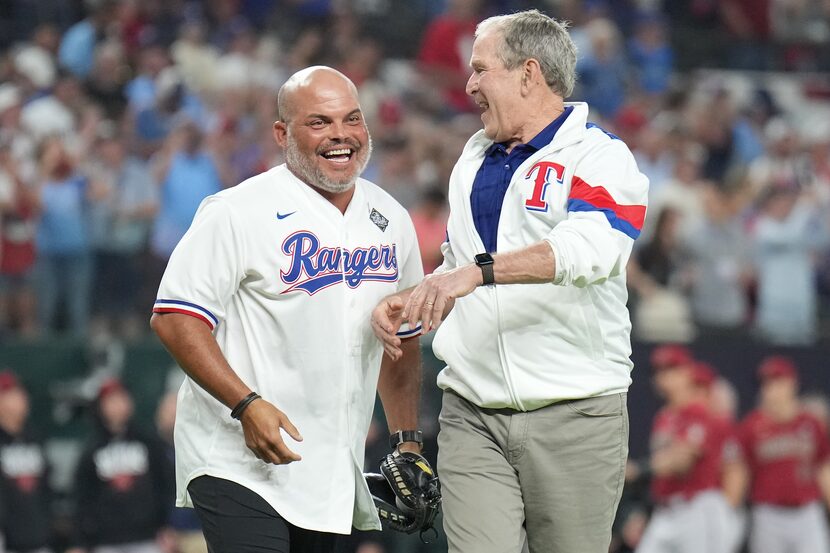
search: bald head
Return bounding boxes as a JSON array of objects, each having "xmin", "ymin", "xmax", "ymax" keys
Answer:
[
  {"xmin": 272, "ymin": 65, "xmax": 371, "ymax": 198},
  {"xmin": 277, "ymin": 66, "xmax": 359, "ymax": 123}
]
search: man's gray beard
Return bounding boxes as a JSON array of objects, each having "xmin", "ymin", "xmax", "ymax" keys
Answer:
[{"xmin": 285, "ymin": 134, "xmax": 373, "ymax": 194}]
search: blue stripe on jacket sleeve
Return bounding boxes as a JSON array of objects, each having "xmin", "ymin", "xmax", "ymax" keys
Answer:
[{"xmin": 567, "ymin": 199, "xmax": 641, "ymax": 239}]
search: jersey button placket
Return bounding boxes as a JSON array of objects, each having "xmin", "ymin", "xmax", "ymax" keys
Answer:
[{"xmin": 340, "ymin": 228, "xmax": 358, "ymax": 450}]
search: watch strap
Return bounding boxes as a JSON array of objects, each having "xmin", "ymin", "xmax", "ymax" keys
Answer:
[
  {"xmin": 389, "ymin": 430, "xmax": 423, "ymax": 449},
  {"xmin": 479, "ymin": 261, "xmax": 495, "ymax": 285}
]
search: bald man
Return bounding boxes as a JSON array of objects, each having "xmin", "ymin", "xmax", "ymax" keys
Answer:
[{"xmin": 151, "ymin": 66, "xmax": 426, "ymax": 553}]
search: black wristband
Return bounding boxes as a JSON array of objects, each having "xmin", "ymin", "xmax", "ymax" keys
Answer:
[
  {"xmin": 230, "ymin": 392, "xmax": 261, "ymax": 420},
  {"xmin": 389, "ymin": 429, "xmax": 423, "ymax": 450}
]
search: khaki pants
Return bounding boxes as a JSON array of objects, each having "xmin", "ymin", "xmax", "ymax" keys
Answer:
[{"xmin": 437, "ymin": 390, "xmax": 628, "ymax": 553}]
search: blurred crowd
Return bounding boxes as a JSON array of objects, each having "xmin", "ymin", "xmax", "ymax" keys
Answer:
[
  {"xmin": 0, "ymin": 0, "xmax": 829, "ymax": 344},
  {"xmin": 1, "ymin": 0, "xmax": 830, "ymax": 552}
]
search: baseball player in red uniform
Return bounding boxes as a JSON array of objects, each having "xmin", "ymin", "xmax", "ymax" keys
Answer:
[
  {"xmin": 692, "ymin": 360, "xmax": 748, "ymax": 553},
  {"xmin": 636, "ymin": 345, "xmax": 739, "ymax": 553},
  {"xmin": 738, "ymin": 355, "xmax": 830, "ymax": 553}
]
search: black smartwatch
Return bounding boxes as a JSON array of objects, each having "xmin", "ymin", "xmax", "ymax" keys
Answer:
[
  {"xmin": 389, "ymin": 430, "xmax": 423, "ymax": 450},
  {"xmin": 474, "ymin": 253, "xmax": 495, "ymax": 286}
]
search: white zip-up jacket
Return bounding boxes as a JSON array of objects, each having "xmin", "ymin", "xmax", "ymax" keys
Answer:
[{"xmin": 433, "ymin": 102, "xmax": 649, "ymax": 411}]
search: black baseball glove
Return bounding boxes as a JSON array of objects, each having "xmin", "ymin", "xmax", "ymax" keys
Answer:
[{"xmin": 364, "ymin": 451, "xmax": 441, "ymax": 539}]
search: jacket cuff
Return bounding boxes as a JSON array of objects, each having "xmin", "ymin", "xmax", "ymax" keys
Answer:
[{"xmin": 542, "ymin": 237, "xmax": 565, "ymax": 285}]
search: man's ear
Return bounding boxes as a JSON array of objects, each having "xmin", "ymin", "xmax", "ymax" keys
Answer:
[
  {"xmin": 273, "ymin": 120, "xmax": 288, "ymax": 148},
  {"xmin": 521, "ymin": 58, "xmax": 543, "ymax": 93}
]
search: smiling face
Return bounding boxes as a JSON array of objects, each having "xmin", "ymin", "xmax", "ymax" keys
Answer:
[
  {"xmin": 466, "ymin": 28, "xmax": 524, "ymax": 144},
  {"xmin": 274, "ymin": 68, "xmax": 372, "ymax": 195}
]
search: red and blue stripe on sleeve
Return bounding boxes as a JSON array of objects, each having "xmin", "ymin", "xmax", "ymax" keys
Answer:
[
  {"xmin": 153, "ymin": 299, "xmax": 219, "ymax": 331},
  {"xmin": 567, "ymin": 176, "xmax": 646, "ymax": 239}
]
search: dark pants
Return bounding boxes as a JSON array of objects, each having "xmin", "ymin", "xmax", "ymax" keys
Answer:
[{"xmin": 188, "ymin": 476, "xmax": 338, "ymax": 553}]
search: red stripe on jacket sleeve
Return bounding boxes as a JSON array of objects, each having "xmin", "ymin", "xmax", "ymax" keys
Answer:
[{"xmin": 569, "ymin": 176, "xmax": 646, "ymax": 230}]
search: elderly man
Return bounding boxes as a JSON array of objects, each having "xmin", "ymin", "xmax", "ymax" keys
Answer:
[
  {"xmin": 372, "ymin": 10, "xmax": 648, "ymax": 553},
  {"xmin": 151, "ymin": 66, "xmax": 426, "ymax": 553}
]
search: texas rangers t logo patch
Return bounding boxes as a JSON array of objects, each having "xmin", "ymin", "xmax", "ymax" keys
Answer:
[{"xmin": 525, "ymin": 161, "xmax": 566, "ymax": 212}]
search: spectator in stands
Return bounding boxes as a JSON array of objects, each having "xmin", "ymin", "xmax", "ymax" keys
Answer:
[
  {"xmin": 214, "ymin": 20, "xmax": 280, "ymax": 95},
  {"xmin": 804, "ymin": 123, "xmax": 830, "ymax": 204},
  {"xmin": 169, "ymin": 21, "xmax": 219, "ymax": 99},
  {"xmin": 683, "ymin": 185, "xmax": 751, "ymax": 333},
  {"xmin": 752, "ymin": 185, "xmax": 828, "ymax": 345},
  {"xmin": 133, "ymin": 67, "xmax": 208, "ymax": 159},
  {"xmin": 632, "ymin": 117, "xmax": 676, "ymax": 199},
  {"xmin": 628, "ymin": 12, "xmax": 673, "ymax": 97},
  {"xmin": 0, "ymin": 370, "xmax": 53, "ymax": 553},
  {"xmin": 0, "ymin": 83, "xmax": 37, "ymax": 184},
  {"xmin": 58, "ymin": 0, "xmax": 117, "ymax": 79},
  {"xmin": 417, "ymin": 0, "xmax": 483, "ymax": 115},
  {"xmin": 12, "ymin": 25, "xmax": 59, "ymax": 98},
  {"xmin": 33, "ymin": 136, "xmax": 93, "ymax": 337},
  {"xmin": 20, "ymin": 72, "xmax": 84, "ymax": 142},
  {"xmin": 692, "ymin": 89, "xmax": 739, "ymax": 183},
  {"xmin": 84, "ymin": 41, "xmax": 129, "ymax": 121},
  {"xmin": 576, "ymin": 17, "xmax": 628, "ymax": 120},
  {"xmin": 148, "ymin": 120, "xmax": 223, "ymax": 288},
  {"xmin": 85, "ymin": 122, "xmax": 158, "ymax": 338},
  {"xmin": 125, "ymin": 44, "xmax": 172, "ymax": 115},
  {"xmin": 628, "ymin": 207, "xmax": 695, "ymax": 343},
  {"xmin": 67, "ymin": 378, "xmax": 173, "ymax": 553},
  {"xmin": 731, "ymin": 88, "xmax": 779, "ymax": 165},
  {"xmin": 747, "ymin": 118, "xmax": 812, "ymax": 201},
  {"xmin": 0, "ymin": 133, "xmax": 37, "ymax": 337},
  {"xmin": 648, "ymin": 144, "xmax": 707, "ymax": 242}
]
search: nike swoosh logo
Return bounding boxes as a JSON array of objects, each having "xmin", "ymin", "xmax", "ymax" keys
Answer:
[{"xmin": 276, "ymin": 211, "xmax": 296, "ymax": 220}]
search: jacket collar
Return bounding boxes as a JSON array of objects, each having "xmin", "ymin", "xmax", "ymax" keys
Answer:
[{"xmin": 460, "ymin": 102, "xmax": 590, "ymax": 162}]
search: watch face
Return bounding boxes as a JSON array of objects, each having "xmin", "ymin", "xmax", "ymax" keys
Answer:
[{"xmin": 475, "ymin": 253, "xmax": 494, "ymax": 265}]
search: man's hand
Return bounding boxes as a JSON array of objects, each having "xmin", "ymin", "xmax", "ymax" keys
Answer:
[
  {"xmin": 240, "ymin": 399, "xmax": 303, "ymax": 464},
  {"xmin": 403, "ymin": 264, "xmax": 479, "ymax": 334},
  {"xmin": 371, "ymin": 294, "xmax": 406, "ymax": 360}
]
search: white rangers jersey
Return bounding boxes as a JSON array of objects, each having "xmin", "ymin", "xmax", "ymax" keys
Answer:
[
  {"xmin": 154, "ymin": 165, "xmax": 423, "ymax": 533},
  {"xmin": 433, "ymin": 102, "xmax": 649, "ymax": 410}
]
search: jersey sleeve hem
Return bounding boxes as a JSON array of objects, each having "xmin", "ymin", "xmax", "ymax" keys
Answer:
[
  {"xmin": 153, "ymin": 299, "xmax": 218, "ymax": 331},
  {"xmin": 396, "ymin": 323, "xmax": 423, "ymax": 338}
]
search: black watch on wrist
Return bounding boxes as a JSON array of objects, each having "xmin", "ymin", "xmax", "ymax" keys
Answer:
[
  {"xmin": 474, "ymin": 252, "xmax": 495, "ymax": 286},
  {"xmin": 389, "ymin": 430, "xmax": 423, "ymax": 450}
]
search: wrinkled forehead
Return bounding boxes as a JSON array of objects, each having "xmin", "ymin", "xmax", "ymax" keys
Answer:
[{"xmin": 470, "ymin": 28, "xmax": 505, "ymax": 64}]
